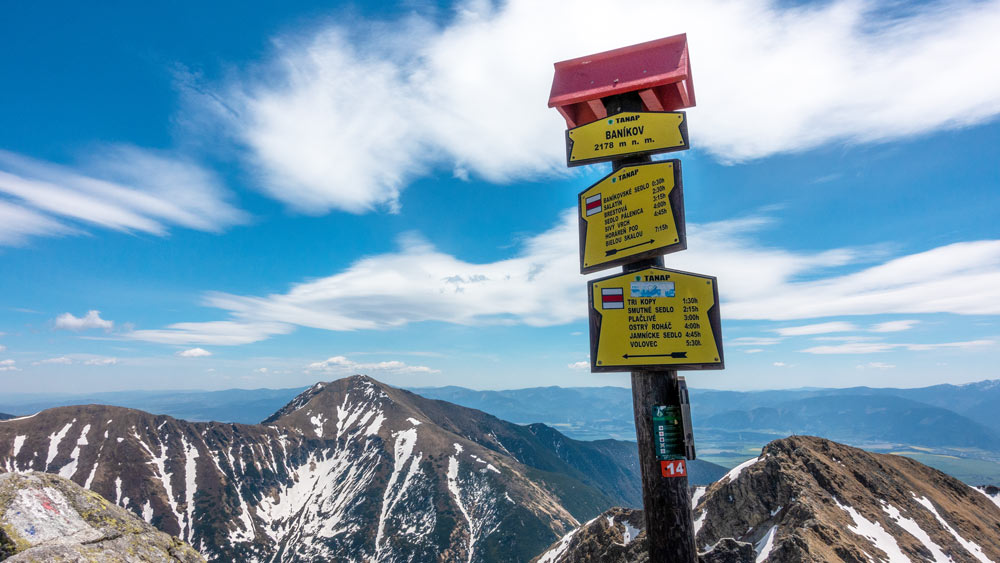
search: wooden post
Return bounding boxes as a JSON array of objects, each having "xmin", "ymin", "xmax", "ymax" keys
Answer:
[
  {"xmin": 605, "ymin": 92, "xmax": 697, "ymax": 563},
  {"xmin": 630, "ymin": 370, "xmax": 697, "ymax": 562}
]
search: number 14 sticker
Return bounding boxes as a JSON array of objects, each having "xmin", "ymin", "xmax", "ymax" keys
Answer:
[{"xmin": 660, "ymin": 459, "xmax": 687, "ymax": 478}]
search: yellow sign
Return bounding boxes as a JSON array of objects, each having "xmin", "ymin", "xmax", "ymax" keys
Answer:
[
  {"xmin": 589, "ymin": 267, "xmax": 723, "ymax": 372},
  {"xmin": 566, "ymin": 111, "xmax": 688, "ymax": 167},
  {"xmin": 579, "ymin": 161, "xmax": 686, "ymax": 274}
]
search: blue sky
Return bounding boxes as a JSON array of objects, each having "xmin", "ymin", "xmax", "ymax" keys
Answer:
[{"xmin": 1, "ymin": 0, "xmax": 998, "ymax": 393}]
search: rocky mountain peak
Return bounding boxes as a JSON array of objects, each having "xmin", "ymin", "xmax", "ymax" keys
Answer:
[
  {"xmin": 1, "ymin": 374, "xmax": 650, "ymax": 562},
  {"xmin": 536, "ymin": 435, "xmax": 1000, "ymax": 563}
]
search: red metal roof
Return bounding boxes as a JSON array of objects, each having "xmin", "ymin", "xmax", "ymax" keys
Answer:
[{"xmin": 548, "ymin": 34, "xmax": 695, "ymax": 128}]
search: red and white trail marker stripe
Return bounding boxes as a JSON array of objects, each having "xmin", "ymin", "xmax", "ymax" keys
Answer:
[
  {"xmin": 601, "ymin": 287, "xmax": 624, "ymax": 309},
  {"xmin": 585, "ymin": 193, "xmax": 602, "ymax": 216}
]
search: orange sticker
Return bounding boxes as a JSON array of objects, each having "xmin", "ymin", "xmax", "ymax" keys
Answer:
[{"xmin": 660, "ymin": 459, "xmax": 687, "ymax": 478}]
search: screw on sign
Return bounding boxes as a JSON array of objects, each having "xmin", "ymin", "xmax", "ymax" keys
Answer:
[{"xmin": 550, "ymin": 33, "xmax": 722, "ymax": 563}]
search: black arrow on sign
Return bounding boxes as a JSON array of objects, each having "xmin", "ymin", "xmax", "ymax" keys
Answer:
[
  {"xmin": 606, "ymin": 239, "xmax": 655, "ymax": 256},
  {"xmin": 622, "ymin": 352, "xmax": 688, "ymax": 359}
]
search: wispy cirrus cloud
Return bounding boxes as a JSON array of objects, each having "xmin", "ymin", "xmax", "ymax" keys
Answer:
[
  {"xmin": 857, "ymin": 362, "xmax": 896, "ymax": 369},
  {"xmin": 870, "ymin": 320, "xmax": 920, "ymax": 333},
  {"xmin": 0, "ymin": 200, "xmax": 76, "ymax": 246},
  {"xmin": 128, "ymin": 321, "xmax": 292, "ymax": 346},
  {"xmin": 0, "ymin": 147, "xmax": 246, "ymax": 246},
  {"xmin": 189, "ymin": 0, "xmax": 1000, "ymax": 213},
  {"xmin": 123, "ymin": 211, "xmax": 1000, "ymax": 347},
  {"xmin": 305, "ymin": 355, "xmax": 439, "ymax": 375},
  {"xmin": 34, "ymin": 357, "xmax": 73, "ymax": 365},
  {"xmin": 802, "ymin": 339, "xmax": 993, "ymax": 354},
  {"xmin": 775, "ymin": 319, "xmax": 921, "ymax": 336},
  {"xmin": 775, "ymin": 322, "xmax": 858, "ymax": 336},
  {"xmin": 31, "ymin": 355, "xmax": 118, "ymax": 366}
]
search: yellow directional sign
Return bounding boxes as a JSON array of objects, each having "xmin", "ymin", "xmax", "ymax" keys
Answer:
[
  {"xmin": 579, "ymin": 160, "xmax": 686, "ymax": 274},
  {"xmin": 566, "ymin": 111, "xmax": 689, "ymax": 167},
  {"xmin": 589, "ymin": 267, "xmax": 723, "ymax": 372}
]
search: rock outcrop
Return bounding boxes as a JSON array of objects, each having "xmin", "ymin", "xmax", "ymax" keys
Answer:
[
  {"xmin": 0, "ymin": 471, "xmax": 203, "ymax": 562},
  {"xmin": 533, "ymin": 436, "xmax": 1000, "ymax": 562}
]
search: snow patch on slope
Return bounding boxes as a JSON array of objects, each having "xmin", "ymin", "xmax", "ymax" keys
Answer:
[
  {"xmin": 375, "ymin": 427, "xmax": 422, "ymax": 558},
  {"xmin": 834, "ymin": 497, "xmax": 909, "ymax": 562},
  {"xmin": 5, "ymin": 435, "xmax": 26, "ymax": 471},
  {"xmin": 724, "ymin": 455, "xmax": 763, "ymax": 484},
  {"xmin": 181, "ymin": 435, "xmax": 200, "ymax": 543},
  {"xmin": 754, "ymin": 525, "xmax": 777, "ymax": 563},
  {"xmin": 448, "ymin": 455, "xmax": 476, "ymax": 563},
  {"xmin": 881, "ymin": 502, "xmax": 951, "ymax": 562},
  {"xmin": 914, "ymin": 495, "xmax": 992, "ymax": 563},
  {"xmin": 58, "ymin": 423, "xmax": 91, "ymax": 479},
  {"xmin": 45, "ymin": 419, "xmax": 75, "ymax": 469},
  {"xmin": 691, "ymin": 486, "xmax": 707, "ymax": 508},
  {"xmin": 535, "ymin": 524, "xmax": 579, "ymax": 563}
]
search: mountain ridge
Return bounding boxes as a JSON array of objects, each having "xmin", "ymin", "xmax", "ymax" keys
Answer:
[
  {"xmin": 0, "ymin": 374, "xmax": 670, "ymax": 562},
  {"xmin": 534, "ymin": 435, "xmax": 1000, "ymax": 562}
]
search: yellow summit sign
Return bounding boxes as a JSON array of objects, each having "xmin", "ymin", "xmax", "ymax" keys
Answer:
[
  {"xmin": 566, "ymin": 111, "xmax": 689, "ymax": 167},
  {"xmin": 588, "ymin": 267, "xmax": 723, "ymax": 372},
  {"xmin": 578, "ymin": 160, "xmax": 686, "ymax": 274}
]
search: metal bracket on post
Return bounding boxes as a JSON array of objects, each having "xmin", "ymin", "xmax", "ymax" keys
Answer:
[{"xmin": 678, "ymin": 376, "xmax": 696, "ymax": 460}]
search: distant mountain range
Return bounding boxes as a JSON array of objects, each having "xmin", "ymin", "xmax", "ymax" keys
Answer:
[
  {"xmin": 0, "ymin": 375, "xmax": 722, "ymax": 562},
  {"xmin": 4, "ymin": 379, "xmax": 999, "ymax": 483},
  {"xmin": 4, "ymin": 376, "xmax": 1000, "ymax": 562},
  {"xmin": 0, "ymin": 387, "xmax": 308, "ymax": 425}
]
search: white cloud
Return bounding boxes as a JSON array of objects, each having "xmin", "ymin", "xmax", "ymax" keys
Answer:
[
  {"xmin": 719, "ymin": 239, "xmax": 1000, "ymax": 320},
  {"xmin": 31, "ymin": 355, "xmax": 118, "ymax": 366},
  {"xmin": 127, "ymin": 321, "xmax": 292, "ymax": 345},
  {"xmin": 54, "ymin": 310, "xmax": 114, "ymax": 332},
  {"xmin": 773, "ymin": 362, "xmax": 787, "ymax": 367},
  {"xmin": 194, "ymin": 0, "xmax": 1000, "ymax": 213},
  {"xmin": 857, "ymin": 362, "xmax": 896, "ymax": 369},
  {"xmin": 727, "ymin": 337, "xmax": 784, "ymax": 347},
  {"xmin": 124, "ymin": 212, "xmax": 1000, "ymax": 346},
  {"xmin": 803, "ymin": 339, "xmax": 993, "ymax": 354},
  {"xmin": 775, "ymin": 322, "xmax": 858, "ymax": 336},
  {"xmin": 305, "ymin": 355, "xmax": 439, "ymax": 375},
  {"xmin": 35, "ymin": 357, "xmax": 73, "ymax": 365},
  {"xmin": 176, "ymin": 347, "xmax": 213, "ymax": 358},
  {"xmin": 870, "ymin": 320, "xmax": 919, "ymax": 333},
  {"xmin": 0, "ymin": 200, "xmax": 76, "ymax": 246},
  {"xmin": 812, "ymin": 336, "xmax": 883, "ymax": 342},
  {"xmin": 0, "ymin": 345, "xmax": 5, "ymax": 352},
  {"xmin": 0, "ymin": 148, "xmax": 246, "ymax": 245},
  {"xmin": 254, "ymin": 367, "xmax": 268, "ymax": 374},
  {"xmin": 744, "ymin": 349, "xmax": 764, "ymax": 354},
  {"xmin": 0, "ymin": 359, "xmax": 20, "ymax": 372},
  {"xmin": 568, "ymin": 361, "xmax": 589, "ymax": 370}
]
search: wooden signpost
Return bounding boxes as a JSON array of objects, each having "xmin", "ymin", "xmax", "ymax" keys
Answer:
[{"xmin": 549, "ymin": 34, "xmax": 723, "ymax": 563}]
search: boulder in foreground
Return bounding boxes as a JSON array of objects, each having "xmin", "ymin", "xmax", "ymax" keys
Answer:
[{"xmin": 0, "ymin": 471, "xmax": 203, "ymax": 562}]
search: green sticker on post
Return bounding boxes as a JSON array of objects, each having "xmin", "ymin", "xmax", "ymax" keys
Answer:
[{"xmin": 652, "ymin": 405, "xmax": 684, "ymax": 461}]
